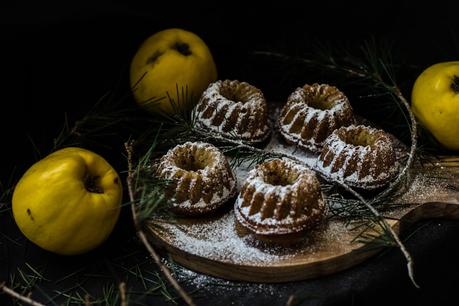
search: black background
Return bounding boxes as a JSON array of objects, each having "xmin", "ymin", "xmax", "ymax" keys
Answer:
[{"xmin": 1, "ymin": 1, "xmax": 459, "ymax": 305}]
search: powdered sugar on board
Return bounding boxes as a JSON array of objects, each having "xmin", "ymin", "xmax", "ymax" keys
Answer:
[
  {"xmin": 264, "ymin": 108, "xmax": 318, "ymax": 169},
  {"xmin": 169, "ymin": 260, "xmax": 282, "ymax": 297},
  {"xmin": 397, "ymin": 167, "xmax": 459, "ymax": 205},
  {"xmin": 154, "ymin": 212, "xmax": 358, "ymax": 265}
]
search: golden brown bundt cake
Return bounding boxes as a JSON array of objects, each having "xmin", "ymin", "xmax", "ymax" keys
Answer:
[
  {"xmin": 278, "ymin": 83, "xmax": 355, "ymax": 152},
  {"xmin": 194, "ymin": 80, "xmax": 270, "ymax": 143},
  {"xmin": 316, "ymin": 125, "xmax": 399, "ymax": 189},
  {"xmin": 235, "ymin": 159, "xmax": 326, "ymax": 235},
  {"xmin": 156, "ymin": 142, "xmax": 237, "ymax": 215}
]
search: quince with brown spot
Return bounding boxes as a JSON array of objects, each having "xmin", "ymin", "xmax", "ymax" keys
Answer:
[
  {"xmin": 12, "ymin": 147, "xmax": 122, "ymax": 255},
  {"xmin": 130, "ymin": 28, "xmax": 217, "ymax": 114}
]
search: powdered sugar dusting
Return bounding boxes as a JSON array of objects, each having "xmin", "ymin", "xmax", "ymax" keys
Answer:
[
  {"xmin": 164, "ymin": 212, "xmax": 284, "ymax": 263},
  {"xmin": 156, "ymin": 212, "xmax": 358, "ymax": 265},
  {"xmin": 171, "ymin": 261, "xmax": 280, "ymax": 296},
  {"xmin": 398, "ymin": 168, "xmax": 459, "ymax": 204},
  {"xmin": 177, "ymin": 185, "xmax": 234, "ymax": 208},
  {"xmin": 265, "ymin": 132, "xmax": 318, "ymax": 169}
]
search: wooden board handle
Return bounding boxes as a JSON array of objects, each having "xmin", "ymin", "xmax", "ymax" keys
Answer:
[{"xmin": 397, "ymin": 201, "xmax": 459, "ymax": 234}]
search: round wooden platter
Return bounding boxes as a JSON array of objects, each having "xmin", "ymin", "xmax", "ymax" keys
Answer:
[{"xmin": 147, "ymin": 155, "xmax": 459, "ymax": 283}]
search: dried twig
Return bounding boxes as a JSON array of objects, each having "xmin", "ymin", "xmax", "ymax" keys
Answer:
[
  {"xmin": 119, "ymin": 282, "xmax": 128, "ymax": 306},
  {"xmin": 0, "ymin": 281, "xmax": 45, "ymax": 306},
  {"xmin": 285, "ymin": 294, "xmax": 295, "ymax": 306},
  {"xmin": 124, "ymin": 142, "xmax": 196, "ymax": 306},
  {"xmin": 84, "ymin": 294, "xmax": 91, "ymax": 306}
]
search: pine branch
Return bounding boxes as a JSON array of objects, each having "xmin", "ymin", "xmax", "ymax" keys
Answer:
[
  {"xmin": 124, "ymin": 142, "xmax": 195, "ymax": 306},
  {"xmin": 253, "ymin": 51, "xmax": 368, "ymax": 79}
]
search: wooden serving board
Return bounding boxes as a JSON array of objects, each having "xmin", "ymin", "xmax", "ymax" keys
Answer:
[{"xmin": 147, "ymin": 155, "xmax": 459, "ymax": 283}]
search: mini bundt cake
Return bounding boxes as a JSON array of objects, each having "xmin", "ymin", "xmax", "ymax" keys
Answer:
[
  {"xmin": 194, "ymin": 80, "xmax": 270, "ymax": 143},
  {"xmin": 316, "ymin": 125, "xmax": 399, "ymax": 189},
  {"xmin": 235, "ymin": 159, "xmax": 326, "ymax": 236},
  {"xmin": 278, "ymin": 83, "xmax": 355, "ymax": 152},
  {"xmin": 156, "ymin": 142, "xmax": 237, "ymax": 215}
]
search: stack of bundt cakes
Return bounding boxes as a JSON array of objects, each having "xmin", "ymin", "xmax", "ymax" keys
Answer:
[{"xmin": 277, "ymin": 83, "xmax": 398, "ymax": 189}]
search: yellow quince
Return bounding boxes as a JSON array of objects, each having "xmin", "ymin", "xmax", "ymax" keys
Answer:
[
  {"xmin": 12, "ymin": 147, "xmax": 122, "ymax": 255},
  {"xmin": 412, "ymin": 61, "xmax": 459, "ymax": 150},
  {"xmin": 130, "ymin": 28, "xmax": 217, "ymax": 114}
]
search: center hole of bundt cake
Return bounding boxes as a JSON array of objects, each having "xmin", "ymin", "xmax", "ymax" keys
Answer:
[
  {"xmin": 264, "ymin": 171, "xmax": 298, "ymax": 186},
  {"xmin": 175, "ymin": 155, "xmax": 207, "ymax": 172},
  {"xmin": 309, "ymin": 96, "xmax": 335, "ymax": 110},
  {"xmin": 344, "ymin": 130, "xmax": 377, "ymax": 147},
  {"xmin": 220, "ymin": 85, "xmax": 250, "ymax": 103}
]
